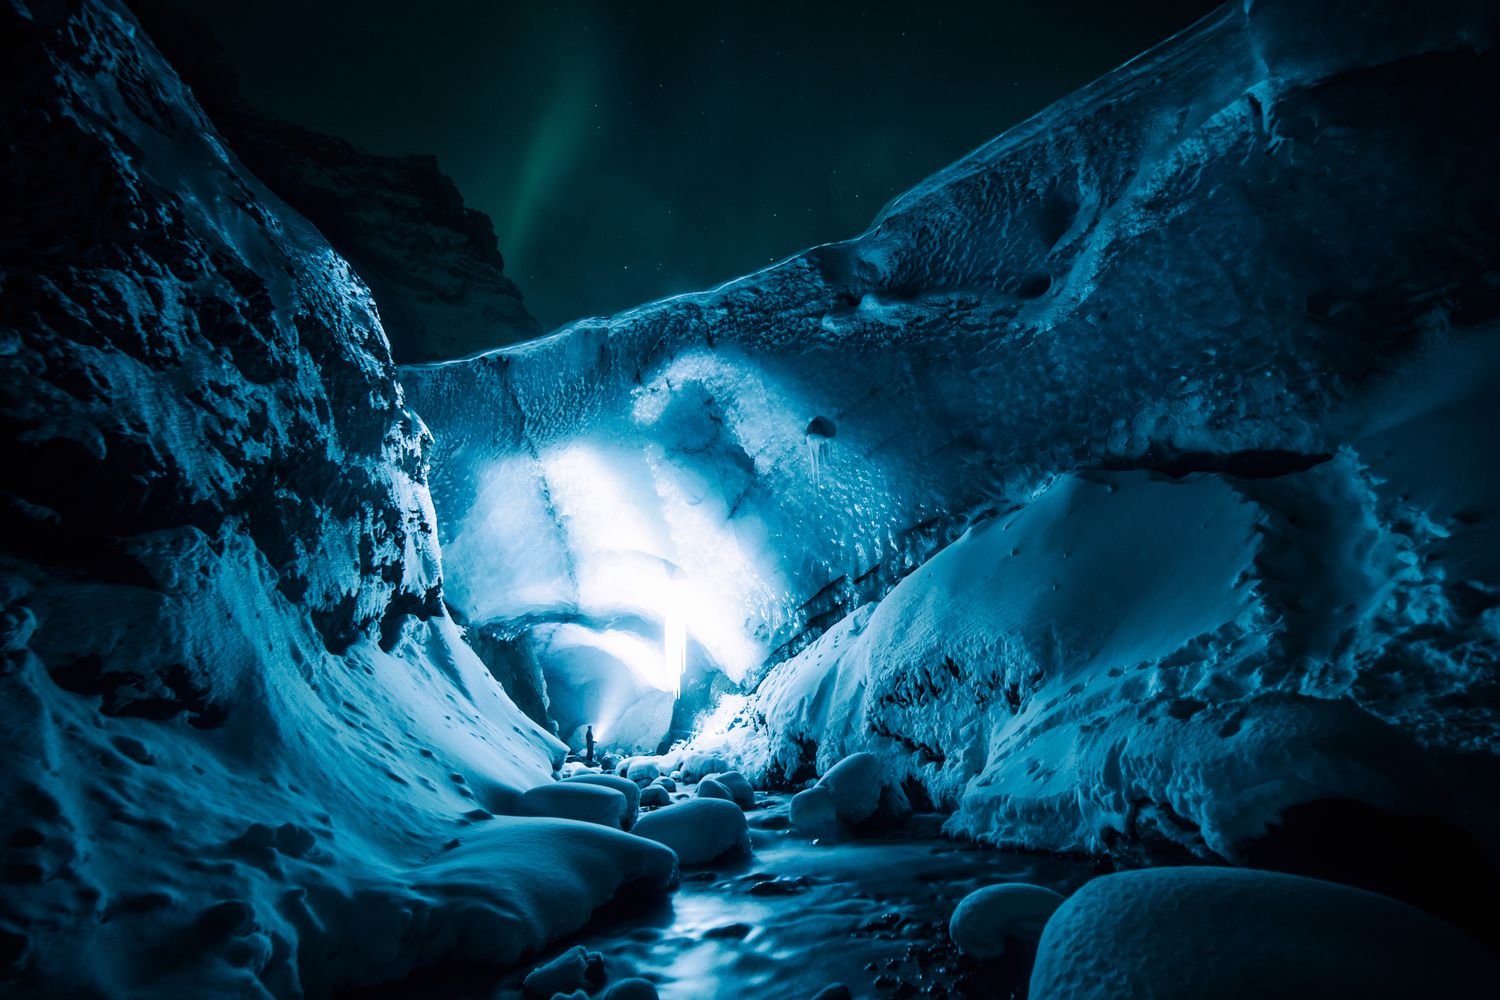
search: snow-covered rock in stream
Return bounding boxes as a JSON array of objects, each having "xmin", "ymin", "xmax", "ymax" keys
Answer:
[
  {"xmin": 632, "ymin": 799, "xmax": 751, "ymax": 866},
  {"xmin": 1028, "ymin": 867, "xmax": 1499, "ymax": 999},
  {"xmin": 401, "ymin": 0, "xmax": 1500, "ymax": 885},
  {"xmin": 0, "ymin": 0, "xmax": 661, "ymax": 993},
  {"xmin": 703, "ymin": 770, "xmax": 756, "ymax": 810},
  {"xmin": 949, "ymin": 883, "xmax": 1065, "ymax": 960},
  {"xmin": 565, "ymin": 773, "xmax": 642, "ymax": 827},
  {"xmin": 521, "ymin": 783, "xmax": 633, "ymax": 829},
  {"xmin": 521, "ymin": 945, "xmax": 604, "ymax": 997}
]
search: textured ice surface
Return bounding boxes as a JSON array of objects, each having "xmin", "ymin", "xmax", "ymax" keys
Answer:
[
  {"xmin": 1029, "ymin": 867, "xmax": 1499, "ymax": 999},
  {"xmin": 406, "ymin": 0, "xmax": 1500, "ymax": 744},
  {"xmin": 405, "ymin": 0, "xmax": 1500, "ymax": 860},
  {"xmin": 0, "ymin": 0, "xmax": 666, "ymax": 993}
]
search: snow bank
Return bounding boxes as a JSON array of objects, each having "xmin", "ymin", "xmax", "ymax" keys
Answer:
[
  {"xmin": 1029, "ymin": 867, "xmax": 1498, "ymax": 999},
  {"xmin": 0, "ymin": 1, "xmax": 665, "ymax": 993},
  {"xmin": 714, "ymin": 468, "xmax": 1470, "ymax": 858}
]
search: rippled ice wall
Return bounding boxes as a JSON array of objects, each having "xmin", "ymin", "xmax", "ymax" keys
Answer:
[{"xmin": 407, "ymin": 0, "xmax": 1500, "ymax": 809}]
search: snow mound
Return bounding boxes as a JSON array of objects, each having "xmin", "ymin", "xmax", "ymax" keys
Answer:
[
  {"xmin": 522, "ymin": 944, "xmax": 603, "ymax": 997},
  {"xmin": 1029, "ymin": 867, "xmax": 1498, "ymax": 999},
  {"xmin": 703, "ymin": 771, "xmax": 756, "ymax": 810},
  {"xmin": 714, "ymin": 468, "xmax": 1476, "ymax": 862},
  {"xmin": 521, "ymin": 784, "xmax": 632, "ymax": 830},
  {"xmin": 565, "ymin": 773, "xmax": 642, "ymax": 828},
  {"xmin": 632, "ymin": 799, "xmax": 752, "ymax": 866},
  {"xmin": 948, "ymin": 883, "xmax": 1065, "ymax": 960},
  {"xmin": 598, "ymin": 978, "xmax": 661, "ymax": 1000},
  {"xmin": 790, "ymin": 786, "xmax": 839, "ymax": 840}
]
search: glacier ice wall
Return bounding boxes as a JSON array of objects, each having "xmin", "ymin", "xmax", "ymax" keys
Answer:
[
  {"xmin": 0, "ymin": 1, "xmax": 673, "ymax": 994},
  {"xmin": 409, "ymin": 4, "xmax": 1497, "ymax": 700},
  {"xmin": 407, "ymin": 0, "xmax": 1500, "ymax": 863}
]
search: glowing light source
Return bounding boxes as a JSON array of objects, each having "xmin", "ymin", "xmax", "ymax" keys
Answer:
[{"xmin": 661, "ymin": 568, "xmax": 687, "ymax": 698}]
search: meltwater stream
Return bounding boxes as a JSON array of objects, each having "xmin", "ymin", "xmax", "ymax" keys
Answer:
[{"xmin": 358, "ymin": 792, "xmax": 1096, "ymax": 1000}]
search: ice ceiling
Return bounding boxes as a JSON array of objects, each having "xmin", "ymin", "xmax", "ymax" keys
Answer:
[
  {"xmin": 429, "ymin": 345, "xmax": 886, "ymax": 745},
  {"xmin": 407, "ymin": 0, "xmax": 1500, "ymax": 762}
]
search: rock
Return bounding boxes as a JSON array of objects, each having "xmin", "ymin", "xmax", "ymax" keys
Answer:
[
  {"xmin": 599, "ymin": 978, "xmax": 660, "ymax": 1000},
  {"xmin": 520, "ymin": 784, "xmax": 631, "ymax": 829},
  {"xmin": 651, "ymin": 776, "xmax": 676, "ymax": 792},
  {"xmin": 948, "ymin": 883, "xmax": 1065, "ymax": 959},
  {"xmin": 639, "ymin": 785, "xmax": 670, "ymax": 808},
  {"xmin": 632, "ymin": 799, "xmax": 751, "ymax": 865},
  {"xmin": 522, "ymin": 945, "xmax": 602, "ymax": 997},
  {"xmin": 565, "ymin": 773, "xmax": 641, "ymax": 829},
  {"xmin": 132, "ymin": 4, "xmax": 542, "ymax": 365},
  {"xmin": 704, "ymin": 922, "xmax": 752, "ymax": 940},
  {"xmin": 819, "ymin": 753, "xmax": 884, "ymax": 824},
  {"xmin": 1029, "ymin": 867, "xmax": 1499, "ymax": 999},
  {"xmin": 678, "ymin": 752, "xmax": 730, "ymax": 782},
  {"xmin": 621, "ymin": 759, "xmax": 662, "ymax": 785},
  {"xmin": 790, "ymin": 785, "xmax": 838, "ymax": 838},
  {"xmin": 273, "ymin": 823, "xmax": 317, "ymax": 859},
  {"xmin": 704, "ymin": 770, "xmax": 755, "ymax": 810},
  {"xmin": 789, "ymin": 752, "xmax": 912, "ymax": 836},
  {"xmin": 812, "ymin": 985, "xmax": 852, "ymax": 1000},
  {"xmin": 697, "ymin": 778, "xmax": 734, "ymax": 803}
]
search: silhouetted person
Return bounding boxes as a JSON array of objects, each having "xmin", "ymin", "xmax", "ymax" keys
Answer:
[{"xmin": 585, "ymin": 725, "xmax": 595, "ymax": 765}]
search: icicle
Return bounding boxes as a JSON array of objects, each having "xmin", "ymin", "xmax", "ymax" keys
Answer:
[{"xmin": 804, "ymin": 415, "xmax": 837, "ymax": 490}]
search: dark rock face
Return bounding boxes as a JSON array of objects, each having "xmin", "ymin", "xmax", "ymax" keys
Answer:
[
  {"xmin": 131, "ymin": 1, "xmax": 543, "ymax": 364},
  {"xmin": 0, "ymin": 3, "xmax": 575, "ymax": 995},
  {"xmin": 1, "ymin": 0, "xmax": 441, "ymax": 672}
]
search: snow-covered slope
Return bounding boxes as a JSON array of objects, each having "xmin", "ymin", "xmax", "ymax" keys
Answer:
[
  {"xmin": 0, "ymin": 1, "xmax": 671, "ymax": 994},
  {"xmin": 404, "ymin": 0, "xmax": 1500, "ymax": 864}
]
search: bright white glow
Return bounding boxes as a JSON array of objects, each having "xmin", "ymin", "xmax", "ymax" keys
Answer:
[
  {"xmin": 543, "ymin": 624, "xmax": 664, "ymax": 689},
  {"xmin": 662, "ymin": 573, "xmax": 687, "ymax": 698}
]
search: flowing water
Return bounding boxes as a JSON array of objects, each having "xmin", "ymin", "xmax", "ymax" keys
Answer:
[{"xmin": 504, "ymin": 792, "xmax": 1095, "ymax": 1000}]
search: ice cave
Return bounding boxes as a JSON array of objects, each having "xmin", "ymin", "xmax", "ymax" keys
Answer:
[{"xmin": 4, "ymin": 0, "xmax": 1500, "ymax": 996}]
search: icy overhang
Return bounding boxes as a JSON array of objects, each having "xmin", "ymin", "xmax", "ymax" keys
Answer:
[{"xmin": 406, "ymin": 0, "xmax": 1500, "ymax": 697}]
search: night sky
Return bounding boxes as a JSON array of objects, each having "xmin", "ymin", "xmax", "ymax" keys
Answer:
[{"xmin": 161, "ymin": 1, "xmax": 1221, "ymax": 332}]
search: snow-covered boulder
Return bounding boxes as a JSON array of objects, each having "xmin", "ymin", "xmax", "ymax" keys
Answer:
[
  {"xmin": 789, "ymin": 785, "xmax": 838, "ymax": 839},
  {"xmin": 599, "ymin": 978, "xmax": 661, "ymax": 1000},
  {"xmin": 679, "ymin": 752, "xmax": 732, "ymax": 782},
  {"xmin": 522, "ymin": 945, "xmax": 603, "ymax": 997},
  {"xmin": 323, "ymin": 817, "xmax": 675, "ymax": 993},
  {"xmin": 788, "ymin": 753, "xmax": 910, "ymax": 836},
  {"xmin": 949, "ymin": 883, "xmax": 1065, "ymax": 960},
  {"xmin": 1029, "ymin": 867, "xmax": 1498, "ymax": 999},
  {"xmin": 704, "ymin": 770, "xmax": 756, "ymax": 810},
  {"xmin": 621, "ymin": 758, "xmax": 662, "ymax": 786},
  {"xmin": 521, "ymin": 783, "xmax": 632, "ymax": 829},
  {"xmin": 819, "ymin": 753, "xmax": 884, "ymax": 824},
  {"xmin": 566, "ymin": 773, "xmax": 641, "ymax": 828},
  {"xmin": 696, "ymin": 777, "xmax": 734, "ymax": 803},
  {"xmin": 633, "ymin": 799, "xmax": 752, "ymax": 865}
]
